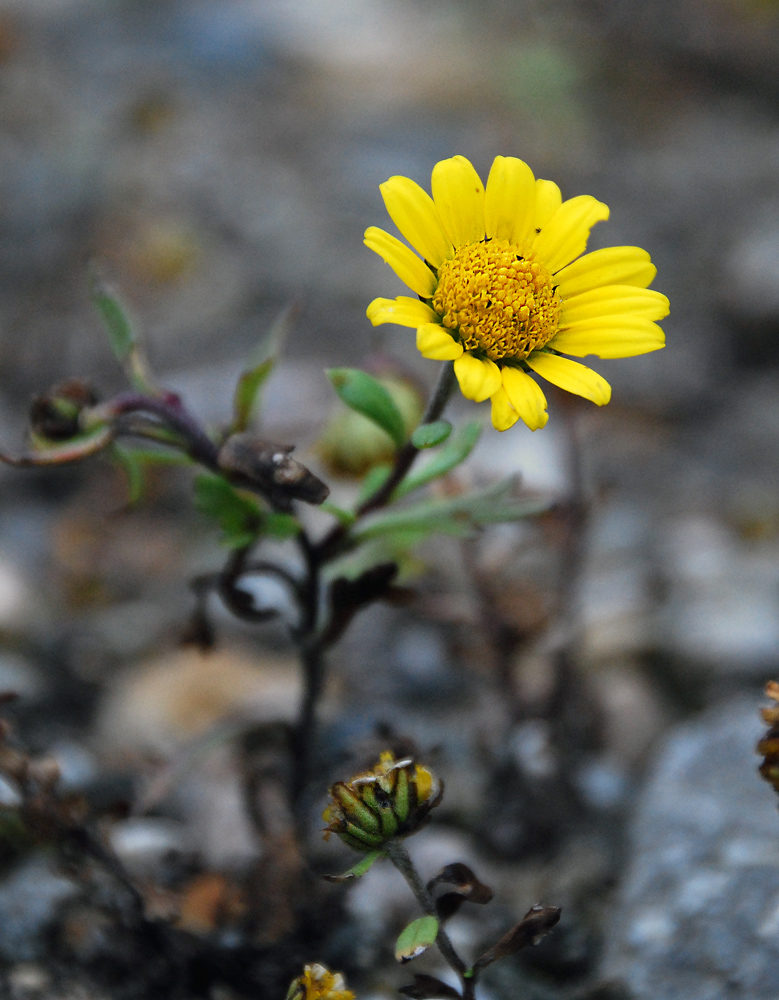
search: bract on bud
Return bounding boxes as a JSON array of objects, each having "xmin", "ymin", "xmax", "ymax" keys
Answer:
[
  {"xmin": 286, "ymin": 964, "xmax": 355, "ymax": 1000},
  {"xmin": 323, "ymin": 752, "xmax": 442, "ymax": 851}
]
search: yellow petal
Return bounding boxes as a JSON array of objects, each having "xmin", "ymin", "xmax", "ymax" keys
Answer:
[
  {"xmin": 366, "ymin": 296, "xmax": 439, "ymax": 328},
  {"xmin": 560, "ymin": 285, "xmax": 669, "ymax": 324},
  {"xmin": 526, "ymin": 352, "xmax": 611, "ymax": 405},
  {"xmin": 555, "ymin": 246, "xmax": 656, "ymax": 298},
  {"xmin": 534, "ymin": 179, "xmax": 562, "ymax": 231},
  {"xmin": 454, "ymin": 354, "xmax": 502, "ymax": 402},
  {"xmin": 501, "ymin": 366, "xmax": 549, "ymax": 431},
  {"xmin": 484, "ymin": 156, "xmax": 536, "ymax": 244},
  {"xmin": 416, "ymin": 323, "xmax": 464, "ymax": 360},
  {"xmin": 380, "ymin": 176, "xmax": 453, "ymax": 267},
  {"xmin": 431, "ymin": 155, "xmax": 486, "ymax": 250},
  {"xmin": 533, "ymin": 195, "xmax": 610, "ymax": 273},
  {"xmin": 490, "ymin": 387, "xmax": 521, "ymax": 431},
  {"xmin": 364, "ymin": 227, "xmax": 437, "ymax": 298},
  {"xmin": 548, "ymin": 317, "xmax": 665, "ymax": 358}
]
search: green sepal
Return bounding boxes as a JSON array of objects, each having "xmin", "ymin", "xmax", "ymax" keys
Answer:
[
  {"xmin": 359, "ymin": 784, "xmax": 380, "ymax": 814},
  {"xmin": 395, "ymin": 421, "xmax": 481, "ymax": 500},
  {"xmin": 344, "ymin": 820, "xmax": 386, "ymax": 847},
  {"xmin": 327, "ymin": 368, "xmax": 407, "ymax": 449},
  {"xmin": 331, "ymin": 783, "xmax": 381, "ymax": 834},
  {"xmin": 393, "ymin": 767, "xmax": 410, "ymax": 823},
  {"xmin": 377, "ymin": 801, "xmax": 399, "ymax": 838},
  {"xmin": 411, "ymin": 419, "xmax": 452, "ymax": 449},
  {"xmin": 395, "ymin": 915, "xmax": 439, "ymax": 963}
]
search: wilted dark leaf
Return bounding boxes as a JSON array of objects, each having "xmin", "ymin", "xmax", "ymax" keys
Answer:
[
  {"xmin": 322, "ymin": 562, "xmax": 399, "ymax": 645},
  {"xmin": 427, "ymin": 863, "xmax": 493, "ymax": 904},
  {"xmin": 398, "ymin": 973, "xmax": 462, "ymax": 999},
  {"xmin": 218, "ymin": 434, "xmax": 329, "ymax": 508},
  {"xmin": 471, "ymin": 904, "xmax": 561, "ymax": 972}
]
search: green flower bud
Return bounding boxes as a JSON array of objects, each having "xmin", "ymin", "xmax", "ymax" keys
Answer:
[{"xmin": 323, "ymin": 752, "xmax": 442, "ymax": 852}]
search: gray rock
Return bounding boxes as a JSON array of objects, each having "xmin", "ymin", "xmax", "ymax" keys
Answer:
[
  {"xmin": 0, "ymin": 857, "xmax": 80, "ymax": 963},
  {"xmin": 603, "ymin": 698, "xmax": 779, "ymax": 999}
]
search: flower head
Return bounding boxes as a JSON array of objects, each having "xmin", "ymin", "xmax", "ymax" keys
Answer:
[
  {"xmin": 323, "ymin": 751, "xmax": 442, "ymax": 851},
  {"xmin": 365, "ymin": 155, "xmax": 668, "ymax": 431},
  {"xmin": 286, "ymin": 964, "xmax": 355, "ymax": 1000}
]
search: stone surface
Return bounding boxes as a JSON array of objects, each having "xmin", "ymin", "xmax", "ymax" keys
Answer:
[{"xmin": 603, "ymin": 698, "xmax": 779, "ymax": 1000}]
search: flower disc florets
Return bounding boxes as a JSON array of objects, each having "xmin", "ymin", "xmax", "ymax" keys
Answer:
[
  {"xmin": 323, "ymin": 751, "xmax": 442, "ymax": 852},
  {"xmin": 433, "ymin": 240, "xmax": 561, "ymax": 362},
  {"xmin": 286, "ymin": 964, "xmax": 355, "ymax": 1000}
]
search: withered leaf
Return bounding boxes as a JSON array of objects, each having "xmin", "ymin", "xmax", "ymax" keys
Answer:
[
  {"xmin": 427, "ymin": 862, "xmax": 493, "ymax": 905},
  {"xmin": 322, "ymin": 562, "xmax": 399, "ymax": 645},
  {"xmin": 471, "ymin": 904, "xmax": 561, "ymax": 972},
  {"xmin": 398, "ymin": 973, "xmax": 462, "ymax": 999}
]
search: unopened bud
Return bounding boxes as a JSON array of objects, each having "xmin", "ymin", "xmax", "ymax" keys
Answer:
[
  {"xmin": 29, "ymin": 380, "xmax": 98, "ymax": 441},
  {"xmin": 323, "ymin": 752, "xmax": 442, "ymax": 852},
  {"xmin": 218, "ymin": 434, "xmax": 329, "ymax": 508}
]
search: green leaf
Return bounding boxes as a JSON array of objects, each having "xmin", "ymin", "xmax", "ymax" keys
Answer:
[
  {"xmin": 322, "ymin": 850, "xmax": 385, "ymax": 883},
  {"xmin": 113, "ymin": 446, "xmax": 192, "ymax": 504},
  {"xmin": 356, "ymin": 463, "xmax": 392, "ymax": 506},
  {"xmin": 354, "ymin": 478, "xmax": 549, "ymax": 545},
  {"xmin": 395, "ymin": 915, "xmax": 439, "ymax": 963},
  {"xmin": 327, "ymin": 368, "xmax": 407, "ymax": 449},
  {"xmin": 89, "ymin": 271, "xmax": 136, "ymax": 363},
  {"xmin": 265, "ymin": 512, "xmax": 301, "ymax": 540},
  {"xmin": 231, "ymin": 305, "xmax": 296, "ymax": 433},
  {"xmin": 395, "ymin": 421, "xmax": 482, "ymax": 500},
  {"xmin": 320, "ymin": 501, "xmax": 357, "ymax": 527},
  {"xmin": 411, "ymin": 420, "xmax": 452, "ymax": 449},
  {"xmin": 194, "ymin": 473, "xmax": 265, "ymax": 549}
]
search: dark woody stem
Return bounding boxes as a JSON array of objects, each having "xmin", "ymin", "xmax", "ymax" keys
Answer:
[{"xmin": 385, "ymin": 840, "xmax": 476, "ymax": 999}]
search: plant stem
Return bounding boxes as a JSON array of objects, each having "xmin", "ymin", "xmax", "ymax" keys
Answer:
[{"xmin": 386, "ymin": 840, "xmax": 475, "ymax": 997}]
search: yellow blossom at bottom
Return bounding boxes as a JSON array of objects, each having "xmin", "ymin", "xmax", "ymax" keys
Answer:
[
  {"xmin": 365, "ymin": 154, "xmax": 668, "ymax": 431},
  {"xmin": 286, "ymin": 964, "xmax": 355, "ymax": 1000}
]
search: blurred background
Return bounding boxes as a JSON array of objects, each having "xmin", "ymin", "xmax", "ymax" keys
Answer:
[{"xmin": 2, "ymin": 0, "xmax": 779, "ymax": 998}]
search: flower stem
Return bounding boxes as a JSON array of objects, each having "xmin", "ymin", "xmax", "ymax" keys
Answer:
[{"xmin": 385, "ymin": 839, "xmax": 474, "ymax": 996}]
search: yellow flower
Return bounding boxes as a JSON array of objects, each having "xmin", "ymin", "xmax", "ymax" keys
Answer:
[
  {"xmin": 365, "ymin": 155, "xmax": 668, "ymax": 431},
  {"xmin": 286, "ymin": 964, "xmax": 355, "ymax": 1000},
  {"xmin": 323, "ymin": 751, "xmax": 442, "ymax": 851}
]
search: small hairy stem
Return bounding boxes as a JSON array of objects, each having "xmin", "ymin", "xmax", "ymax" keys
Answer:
[{"xmin": 386, "ymin": 840, "xmax": 473, "ymax": 995}]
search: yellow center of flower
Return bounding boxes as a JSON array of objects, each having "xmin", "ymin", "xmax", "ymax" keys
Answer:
[{"xmin": 432, "ymin": 239, "xmax": 561, "ymax": 362}]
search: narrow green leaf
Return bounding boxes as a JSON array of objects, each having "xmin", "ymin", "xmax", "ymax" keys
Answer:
[
  {"xmin": 395, "ymin": 916, "xmax": 439, "ymax": 963},
  {"xmin": 356, "ymin": 463, "xmax": 392, "ymax": 505},
  {"xmin": 411, "ymin": 420, "xmax": 452, "ymax": 450},
  {"xmin": 327, "ymin": 368, "xmax": 407, "ymax": 449},
  {"xmin": 194, "ymin": 473, "xmax": 264, "ymax": 549},
  {"xmin": 322, "ymin": 850, "xmax": 385, "ymax": 883},
  {"xmin": 265, "ymin": 512, "xmax": 301, "ymax": 540},
  {"xmin": 395, "ymin": 422, "xmax": 481, "ymax": 500},
  {"xmin": 89, "ymin": 271, "xmax": 136, "ymax": 362},
  {"xmin": 231, "ymin": 305, "xmax": 296, "ymax": 433},
  {"xmin": 233, "ymin": 358, "xmax": 274, "ymax": 433},
  {"xmin": 113, "ymin": 446, "xmax": 191, "ymax": 505},
  {"xmin": 320, "ymin": 501, "xmax": 357, "ymax": 527},
  {"xmin": 354, "ymin": 478, "xmax": 549, "ymax": 545}
]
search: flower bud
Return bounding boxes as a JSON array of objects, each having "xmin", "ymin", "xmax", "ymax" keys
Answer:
[
  {"xmin": 323, "ymin": 752, "xmax": 442, "ymax": 851},
  {"xmin": 317, "ymin": 375, "xmax": 423, "ymax": 477},
  {"xmin": 286, "ymin": 964, "xmax": 354, "ymax": 1000},
  {"xmin": 29, "ymin": 380, "xmax": 98, "ymax": 441}
]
